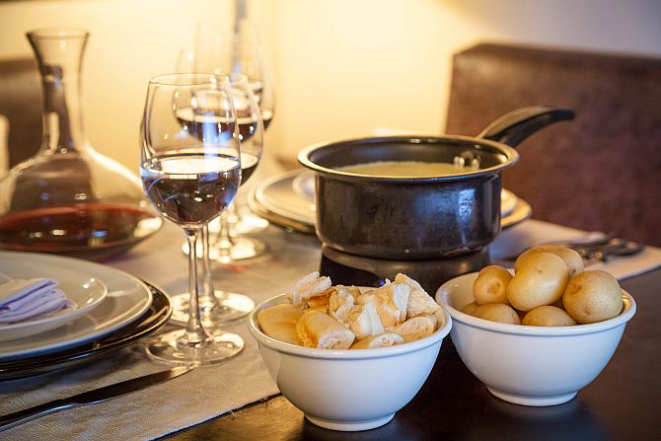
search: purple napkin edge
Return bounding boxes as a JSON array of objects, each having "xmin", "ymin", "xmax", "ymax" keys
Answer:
[
  {"xmin": 0, "ymin": 278, "xmax": 59, "ymax": 307},
  {"xmin": 0, "ymin": 295, "xmax": 76, "ymax": 323}
]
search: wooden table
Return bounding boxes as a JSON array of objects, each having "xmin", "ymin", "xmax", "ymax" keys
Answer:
[{"xmin": 164, "ymin": 268, "xmax": 661, "ymax": 441}]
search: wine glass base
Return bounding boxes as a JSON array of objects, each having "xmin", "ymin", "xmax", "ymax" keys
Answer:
[
  {"xmin": 233, "ymin": 212, "xmax": 269, "ymax": 235},
  {"xmin": 169, "ymin": 291, "xmax": 255, "ymax": 327},
  {"xmin": 145, "ymin": 328, "xmax": 244, "ymax": 367},
  {"xmin": 214, "ymin": 236, "xmax": 267, "ymax": 262},
  {"xmin": 181, "ymin": 236, "xmax": 267, "ymax": 261}
]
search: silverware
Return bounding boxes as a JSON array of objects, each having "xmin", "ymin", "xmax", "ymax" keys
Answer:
[
  {"xmin": 0, "ymin": 366, "xmax": 193, "ymax": 431},
  {"xmin": 578, "ymin": 239, "xmax": 646, "ymax": 262}
]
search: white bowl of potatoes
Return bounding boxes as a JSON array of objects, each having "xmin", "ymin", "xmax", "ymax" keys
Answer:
[
  {"xmin": 248, "ymin": 272, "xmax": 452, "ymax": 431},
  {"xmin": 435, "ymin": 245, "xmax": 636, "ymax": 407}
]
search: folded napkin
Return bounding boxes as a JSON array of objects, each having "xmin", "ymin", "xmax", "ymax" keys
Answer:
[
  {"xmin": 0, "ymin": 274, "xmax": 75, "ymax": 324},
  {"xmin": 491, "ymin": 219, "xmax": 661, "ymax": 281}
]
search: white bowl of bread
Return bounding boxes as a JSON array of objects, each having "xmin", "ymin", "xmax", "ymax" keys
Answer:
[
  {"xmin": 248, "ymin": 272, "xmax": 452, "ymax": 431},
  {"xmin": 435, "ymin": 245, "xmax": 636, "ymax": 407}
]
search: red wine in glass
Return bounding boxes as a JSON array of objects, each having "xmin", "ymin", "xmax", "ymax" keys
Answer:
[
  {"xmin": 260, "ymin": 109, "xmax": 273, "ymax": 130},
  {"xmin": 240, "ymin": 151, "xmax": 260, "ymax": 185},
  {"xmin": 247, "ymin": 79, "xmax": 273, "ymax": 129},
  {"xmin": 141, "ymin": 152, "xmax": 241, "ymax": 226},
  {"xmin": 175, "ymin": 107, "xmax": 259, "ymax": 143}
]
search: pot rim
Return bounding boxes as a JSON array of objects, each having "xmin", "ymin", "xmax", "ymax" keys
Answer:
[{"xmin": 297, "ymin": 135, "xmax": 520, "ymax": 182}]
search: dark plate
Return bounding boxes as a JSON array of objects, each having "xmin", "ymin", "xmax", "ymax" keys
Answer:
[{"xmin": 0, "ymin": 280, "xmax": 171, "ymax": 381}]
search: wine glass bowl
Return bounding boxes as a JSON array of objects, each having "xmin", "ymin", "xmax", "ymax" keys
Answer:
[
  {"xmin": 193, "ymin": 20, "xmax": 275, "ymax": 129},
  {"xmin": 174, "ymin": 58, "xmax": 265, "ymax": 186},
  {"xmin": 140, "ymin": 73, "xmax": 244, "ymax": 366}
]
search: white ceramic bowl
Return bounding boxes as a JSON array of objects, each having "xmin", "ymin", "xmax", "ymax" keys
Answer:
[
  {"xmin": 248, "ymin": 293, "xmax": 452, "ymax": 431},
  {"xmin": 435, "ymin": 272, "xmax": 636, "ymax": 406}
]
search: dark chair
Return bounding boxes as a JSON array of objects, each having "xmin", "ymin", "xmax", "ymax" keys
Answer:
[
  {"xmin": 446, "ymin": 43, "xmax": 661, "ymax": 247},
  {"xmin": 0, "ymin": 58, "xmax": 42, "ymax": 168}
]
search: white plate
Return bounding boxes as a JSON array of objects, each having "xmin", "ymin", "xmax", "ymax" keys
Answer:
[
  {"xmin": 251, "ymin": 170, "xmax": 530, "ymax": 234},
  {"xmin": 0, "ymin": 274, "xmax": 107, "ymax": 343},
  {"xmin": 255, "ymin": 170, "xmax": 317, "ymax": 225},
  {"xmin": 500, "ymin": 188, "xmax": 517, "ymax": 217},
  {"xmin": 291, "ymin": 170, "xmax": 519, "ymax": 217},
  {"xmin": 291, "ymin": 170, "xmax": 316, "ymax": 202},
  {"xmin": 0, "ymin": 252, "xmax": 153, "ymax": 360}
]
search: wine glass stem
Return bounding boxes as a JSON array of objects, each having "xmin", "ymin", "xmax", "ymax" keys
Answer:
[
  {"xmin": 217, "ymin": 210, "xmax": 234, "ymax": 261},
  {"xmin": 184, "ymin": 228, "xmax": 209, "ymax": 345},
  {"xmin": 227, "ymin": 202, "xmax": 240, "ymax": 229},
  {"xmin": 200, "ymin": 225, "xmax": 221, "ymax": 309}
]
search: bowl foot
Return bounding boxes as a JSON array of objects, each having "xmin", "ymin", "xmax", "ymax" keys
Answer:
[
  {"xmin": 487, "ymin": 387, "xmax": 577, "ymax": 407},
  {"xmin": 305, "ymin": 413, "xmax": 395, "ymax": 431}
]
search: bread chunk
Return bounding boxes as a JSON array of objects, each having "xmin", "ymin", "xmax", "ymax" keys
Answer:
[
  {"xmin": 291, "ymin": 271, "xmax": 332, "ymax": 307},
  {"xmin": 329, "ymin": 286, "xmax": 355, "ymax": 323},
  {"xmin": 351, "ymin": 333, "xmax": 405, "ymax": 349},
  {"xmin": 379, "ymin": 283, "xmax": 410, "ymax": 323},
  {"xmin": 305, "ymin": 289, "xmax": 334, "ymax": 311},
  {"xmin": 387, "ymin": 314, "xmax": 436, "ymax": 342},
  {"xmin": 347, "ymin": 303, "xmax": 385, "ymax": 340},
  {"xmin": 394, "ymin": 273, "xmax": 441, "ymax": 318},
  {"xmin": 296, "ymin": 310, "xmax": 355, "ymax": 349},
  {"xmin": 258, "ymin": 304, "xmax": 304, "ymax": 345}
]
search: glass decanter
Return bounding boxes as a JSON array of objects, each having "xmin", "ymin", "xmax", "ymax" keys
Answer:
[{"xmin": 0, "ymin": 28, "xmax": 162, "ymax": 258}]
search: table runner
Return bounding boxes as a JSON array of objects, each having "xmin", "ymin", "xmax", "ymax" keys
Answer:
[{"xmin": 1, "ymin": 218, "xmax": 659, "ymax": 440}]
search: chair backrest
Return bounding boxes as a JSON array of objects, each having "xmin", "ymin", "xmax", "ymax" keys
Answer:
[
  {"xmin": 0, "ymin": 58, "xmax": 42, "ymax": 168},
  {"xmin": 446, "ymin": 43, "xmax": 661, "ymax": 247}
]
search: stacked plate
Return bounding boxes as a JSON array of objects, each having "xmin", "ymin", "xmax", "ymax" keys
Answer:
[
  {"xmin": 0, "ymin": 252, "xmax": 172, "ymax": 380},
  {"xmin": 249, "ymin": 170, "xmax": 532, "ymax": 235}
]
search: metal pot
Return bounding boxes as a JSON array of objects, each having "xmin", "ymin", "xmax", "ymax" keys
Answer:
[{"xmin": 298, "ymin": 106, "xmax": 573, "ymax": 260}]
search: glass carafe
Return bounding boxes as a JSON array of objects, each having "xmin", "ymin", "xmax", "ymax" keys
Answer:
[{"xmin": 0, "ymin": 28, "xmax": 162, "ymax": 258}]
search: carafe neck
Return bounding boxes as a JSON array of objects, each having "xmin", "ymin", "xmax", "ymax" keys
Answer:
[{"xmin": 27, "ymin": 29, "xmax": 89, "ymax": 154}]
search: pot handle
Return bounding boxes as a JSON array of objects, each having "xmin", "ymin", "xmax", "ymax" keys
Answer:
[{"xmin": 477, "ymin": 106, "xmax": 574, "ymax": 147}]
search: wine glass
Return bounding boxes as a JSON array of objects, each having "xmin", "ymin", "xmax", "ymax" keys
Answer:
[
  {"xmin": 169, "ymin": 71, "xmax": 260, "ymax": 327},
  {"xmin": 195, "ymin": 20, "xmax": 275, "ymax": 132},
  {"xmin": 214, "ymin": 72, "xmax": 265, "ymax": 262},
  {"xmin": 141, "ymin": 73, "xmax": 243, "ymax": 365},
  {"xmin": 196, "ymin": 21, "xmax": 274, "ymax": 249}
]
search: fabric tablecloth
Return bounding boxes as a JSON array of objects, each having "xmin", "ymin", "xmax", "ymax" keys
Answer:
[{"xmin": 1, "ymin": 217, "xmax": 660, "ymax": 440}]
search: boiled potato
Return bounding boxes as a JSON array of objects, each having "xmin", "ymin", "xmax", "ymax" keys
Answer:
[
  {"xmin": 562, "ymin": 270, "xmax": 623, "ymax": 324},
  {"xmin": 473, "ymin": 265, "xmax": 512, "ymax": 305},
  {"xmin": 522, "ymin": 306, "xmax": 576, "ymax": 327},
  {"xmin": 473, "ymin": 303, "xmax": 521, "ymax": 325},
  {"xmin": 462, "ymin": 302, "xmax": 479, "ymax": 315},
  {"xmin": 506, "ymin": 252, "xmax": 569, "ymax": 311},
  {"xmin": 515, "ymin": 245, "xmax": 584, "ymax": 277}
]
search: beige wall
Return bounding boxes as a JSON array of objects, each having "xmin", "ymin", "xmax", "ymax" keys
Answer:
[
  {"xmin": 1, "ymin": 0, "xmax": 660, "ymax": 172},
  {"xmin": 0, "ymin": 0, "xmax": 236, "ymax": 174}
]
